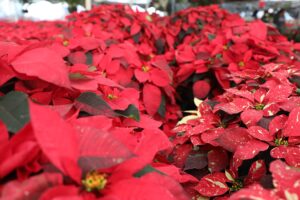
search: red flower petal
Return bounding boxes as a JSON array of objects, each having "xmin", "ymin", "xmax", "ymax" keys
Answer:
[
  {"xmin": 96, "ymin": 75, "xmax": 124, "ymax": 89},
  {"xmin": 143, "ymin": 83, "xmax": 161, "ymax": 116},
  {"xmin": 226, "ymin": 88, "xmax": 254, "ymax": 101},
  {"xmin": 69, "ymin": 37, "xmax": 101, "ymax": 51},
  {"xmin": 76, "ymin": 125, "xmax": 133, "ymax": 174},
  {"xmin": 11, "ymin": 48, "xmax": 71, "ymax": 88},
  {"xmin": 215, "ymin": 98, "xmax": 252, "ymax": 114},
  {"xmin": 122, "ymin": 114, "xmax": 162, "ymax": 129},
  {"xmin": 234, "ymin": 140, "xmax": 268, "ymax": 160},
  {"xmin": 266, "ymin": 84, "xmax": 293, "ymax": 103},
  {"xmin": 29, "ymin": 102, "xmax": 81, "ymax": 183},
  {"xmin": 284, "ymin": 147, "xmax": 300, "ymax": 168},
  {"xmin": 216, "ymin": 127, "xmax": 252, "ymax": 152},
  {"xmin": 283, "ymin": 107, "xmax": 300, "ymax": 137},
  {"xmin": 99, "ymin": 54, "xmax": 112, "ymax": 71},
  {"xmin": 270, "ymin": 160, "xmax": 300, "ymax": 194},
  {"xmin": 30, "ymin": 91, "xmax": 52, "ymax": 105},
  {"xmin": 247, "ymin": 126, "xmax": 273, "ymax": 142},
  {"xmin": 151, "ymin": 56, "xmax": 173, "ymax": 78},
  {"xmin": 244, "ymin": 160, "xmax": 266, "ymax": 185},
  {"xmin": 0, "ymin": 173, "xmax": 62, "ymax": 200},
  {"xmin": 39, "ymin": 185, "xmax": 79, "ymax": 200},
  {"xmin": 108, "ymin": 88, "xmax": 139, "ymax": 110},
  {"xmin": 106, "ymin": 59, "xmax": 120, "ymax": 75},
  {"xmin": 249, "ymin": 21, "xmax": 267, "ymax": 40},
  {"xmin": 71, "ymin": 115, "xmax": 113, "ymax": 131},
  {"xmin": 134, "ymin": 69, "xmax": 150, "ymax": 83},
  {"xmin": 107, "ymin": 45, "xmax": 125, "ymax": 59},
  {"xmin": 0, "ymin": 41, "xmax": 27, "ymax": 61},
  {"xmin": 201, "ymin": 128, "xmax": 224, "ymax": 146},
  {"xmin": 193, "ymin": 80, "xmax": 211, "ymax": 99},
  {"xmin": 49, "ymin": 43, "xmax": 70, "ymax": 58},
  {"xmin": 270, "ymin": 146, "xmax": 288, "ymax": 159},
  {"xmin": 0, "ymin": 120, "xmax": 8, "ymax": 145},
  {"xmin": 279, "ymin": 97, "xmax": 300, "ymax": 112},
  {"xmin": 194, "ymin": 172, "xmax": 229, "ymax": 197},
  {"xmin": 130, "ymin": 22, "xmax": 141, "ymax": 35},
  {"xmin": 172, "ymin": 144, "xmax": 193, "ymax": 168},
  {"xmin": 154, "ymin": 164, "xmax": 198, "ymax": 183},
  {"xmin": 176, "ymin": 46, "xmax": 195, "ymax": 63},
  {"xmin": 269, "ymin": 115, "xmax": 287, "ymax": 135},
  {"xmin": 241, "ymin": 109, "xmax": 263, "ymax": 127},
  {"xmin": 0, "ymin": 131, "xmax": 39, "ymax": 178},
  {"xmin": 176, "ymin": 63, "xmax": 195, "ymax": 83},
  {"xmin": 109, "ymin": 173, "xmax": 189, "ymax": 200},
  {"xmin": 214, "ymin": 68, "xmax": 231, "ymax": 89},
  {"xmin": 230, "ymin": 184, "xmax": 277, "ymax": 200},
  {"xmin": 207, "ymin": 148, "xmax": 228, "ymax": 173},
  {"xmin": 150, "ymin": 68, "xmax": 170, "ymax": 87},
  {"xmin": 71, "ymin": 79, "xmax": 98, "ymax": 91},
  {"xmin": 262, "ymin": 103, "xmax": 280, "ymax": 117},
  {"xmin": 134, "ymin": 129, "xmax": 172, "ymax": 162},
  {"xmin": 254, "ymin": 88, "xmax": 267, "ymax": 103},
  {"xmin": 0, "ymin": 62, "xmax": 15, "ymax": 87}
]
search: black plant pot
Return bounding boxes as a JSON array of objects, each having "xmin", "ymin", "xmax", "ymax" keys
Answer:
[{"xmin": 68, "ymin": 5, "xmax": 77, "ymax": 13}]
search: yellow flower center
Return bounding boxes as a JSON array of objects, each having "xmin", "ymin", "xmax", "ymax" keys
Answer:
[
  {"xmin": 63, "ymin": 40, "xmax": 69, "ymax": 46},
  {"xmin": 82, "ymin": 171, "xmax": 108, "ymax": 192},
  {"xmin": 107, "ymin": 94, "xmax": 118, "ymax": 100},
  {"xmin": 275, "ymin": 138, "xmax": 288, "ymax": 146},
  {"xmin": 142, "ymin": 65, "xmax": 150, "ymax": 72},
  {"xmin": 238, "ymin": 61, "xmax": 245, "ymax": 68},
  {"xmin": 223, "ymin": 45, "xmax": 228, "ymax": 50},
  {"xmin": 146, "ymin": 15, "xmax": 152, "ymax": 22},
  {"xmin": 254, "ymin": 103, "xmax": 265, "ymax": 110},
  {"xmin": 230, "ymin": 179, "xmax": 243, "ymax": 192}
]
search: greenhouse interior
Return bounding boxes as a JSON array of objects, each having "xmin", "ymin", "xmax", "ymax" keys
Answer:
[{"xmin": 0, "ymin": 0, "xmax": 300, "ymax": 199}]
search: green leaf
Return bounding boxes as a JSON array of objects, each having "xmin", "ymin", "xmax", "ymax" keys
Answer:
[
  {"xmin": 290, "ymin": 75, "xmax": 300, "ymax": 87},
  {"xmin": 85, "ymin": 52, "xmax": 93, "ymax": 65},
  {"xmin": 208, "ymin": 34, "xmax": 216, "ymax": 40},
  {"xmin": 115, "ymin": 104, "xmax": 140, "ymax": 122},
  {"xmin": 134, "ymin": 164, "xmax": 164, "ymax": 178},
  {"xmin": 69, "ymin": 72, "xmax": 88, "ymax": 80},
  {"xmin": 75, "ymin": 92, "xmax": 116, "ymax": 117},
  {"xmin": 88, "ymin": 66, "xmax": 97, "ymax": 72},
  {"xmin": 215, "ymin": 53, "xmax": 222, "ymax": 59},
  {"xmin": 158, "ymin": 95, "xmax": 166, "ymax": 118},
  {"xmin": 0, "ymin": 91, "xmax": 29, "ymax": 133},
  {"xmin": 196, "ymin": 19, "xmax": 203, "ymax": 30},
  {"xmin": 75, "ymin": 92, "xmax": 141, "ymax": 121}
]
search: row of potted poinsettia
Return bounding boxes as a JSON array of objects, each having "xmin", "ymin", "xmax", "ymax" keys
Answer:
[{"xmin": 0, "ymin": 4, "xmax": 300, "ymax": 200}]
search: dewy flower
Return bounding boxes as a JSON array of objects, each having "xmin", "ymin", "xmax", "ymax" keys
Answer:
[{"xmin": 214, "ymin": 82, "xmax": 294, "ymax": 127}]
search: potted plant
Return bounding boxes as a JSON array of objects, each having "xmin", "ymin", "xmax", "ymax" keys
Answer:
[{"xmin": 60, "ymin": 0, "xmax": 83, "ymax": 12}]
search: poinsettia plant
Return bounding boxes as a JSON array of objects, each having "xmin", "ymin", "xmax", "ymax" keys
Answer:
[{"xmin": 0, "ymin": 3, "xmax": 300, "ymax": 200}]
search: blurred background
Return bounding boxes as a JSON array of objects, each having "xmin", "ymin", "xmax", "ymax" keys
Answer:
[{"xmin": 0, "ymin": 0, "xmax": 300, "ymax": 40}]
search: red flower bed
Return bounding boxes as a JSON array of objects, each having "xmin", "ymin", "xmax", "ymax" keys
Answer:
[{"xmin": 0, "ymin": 4, "xmax": 300, "ymax": 200}]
